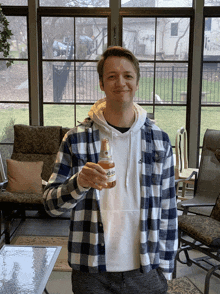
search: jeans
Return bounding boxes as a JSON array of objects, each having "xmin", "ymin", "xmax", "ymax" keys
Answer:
[{"xmin": 72, "ymin": 268, "xmax": 168, "ymax": 294}]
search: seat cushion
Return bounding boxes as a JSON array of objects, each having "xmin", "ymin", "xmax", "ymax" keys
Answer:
[
  {"xmin": 178, "ymin": 214, "xmax": 220, "ymax": 247},
  {"xmin": 0, "ymin": 190, "xmax": 43, "ymax": 204}
]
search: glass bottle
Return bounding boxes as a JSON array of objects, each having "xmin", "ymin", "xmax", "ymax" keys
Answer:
[{"xmin": 98, "ymin": 138, "xmax": 116, "ymax": 189}]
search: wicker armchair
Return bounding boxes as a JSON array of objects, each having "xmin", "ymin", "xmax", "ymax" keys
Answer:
[
  {"xmin": 174, "ymin": 193, "xmax": 220, "ymax": 294},
  {"xmin": 0, "ymin": 124, "xmax": 70, "ymax": 244}
]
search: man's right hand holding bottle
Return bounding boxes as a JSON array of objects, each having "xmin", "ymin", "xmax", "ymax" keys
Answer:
[{"xmin": 78, "ymin": 162, "xmax": 108, "ymax": 190}]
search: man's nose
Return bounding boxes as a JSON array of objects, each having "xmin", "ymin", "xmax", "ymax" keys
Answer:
[{"xmin": 116, "ymin": 75, "xmax": 126, "ymax": 86}]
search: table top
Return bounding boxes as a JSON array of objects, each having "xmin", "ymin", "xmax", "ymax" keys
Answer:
[{"xmin": 0, "ymin": 245, "xmax": 61, "ymax": 294}]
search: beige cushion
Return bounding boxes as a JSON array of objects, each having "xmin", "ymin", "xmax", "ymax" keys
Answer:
[{"xmin": 6, "ymin": 159, "xmax": 43, "ymax": 194}]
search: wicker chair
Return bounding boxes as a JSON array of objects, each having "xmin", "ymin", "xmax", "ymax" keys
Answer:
[
  {"xmin": 174, "ymin": 193, "xmax": 220, "ymax": 294},
  {"xmin": 0, "ymin": 124, "xmax": 70, "ymax": 244},
  {"xmin": 175, "ymin": 127, "xmax": 198, "ymax": 200}
]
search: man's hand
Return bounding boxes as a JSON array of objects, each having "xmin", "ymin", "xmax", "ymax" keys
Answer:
[{"xmin": 78, "ymin": 162, "xmax": 108, "ymax": 190}]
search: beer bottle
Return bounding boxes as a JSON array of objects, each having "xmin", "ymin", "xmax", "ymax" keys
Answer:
[{"xmin": 98, "ymin": 138, "xmax": 116, "ymax": 188}]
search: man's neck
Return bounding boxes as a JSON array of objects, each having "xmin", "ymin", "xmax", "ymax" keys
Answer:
[{"xmin": 103, "ymin": 102, "xmax": 135, "ymax": 128}]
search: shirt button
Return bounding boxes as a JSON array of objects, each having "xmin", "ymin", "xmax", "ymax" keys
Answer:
[{"xmin": 101, "ymin": 243, "xmax": 104, "ymax": 247}]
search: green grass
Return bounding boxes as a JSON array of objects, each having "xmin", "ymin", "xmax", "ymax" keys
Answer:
[
  {"xmin": 0, "ymin": 105, "xmax": 219, "ymax": 148},
  {"xmin": 138, "ymin": 77, "xmax": 187, "ymax": 102}
]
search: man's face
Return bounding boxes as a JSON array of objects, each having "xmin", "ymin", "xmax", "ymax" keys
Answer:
[{"xmin": 100, "ymin": 56, "xmax": 139, "ymax": 104}]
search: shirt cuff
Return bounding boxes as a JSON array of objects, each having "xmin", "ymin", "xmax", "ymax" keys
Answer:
[{"xmin": 163, "ymin": 272, "xmax": 173, "ymax": 280}]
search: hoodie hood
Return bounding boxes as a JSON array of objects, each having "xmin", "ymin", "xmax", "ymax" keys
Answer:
[{"xmin": 88, "ymin": 97, "xmax": 147, "ymax": 136}]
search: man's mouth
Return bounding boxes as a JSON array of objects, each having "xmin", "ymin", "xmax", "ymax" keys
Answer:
[{"xmin": 114, "ymin": 90, "xmax": 129, "ymax": 94}]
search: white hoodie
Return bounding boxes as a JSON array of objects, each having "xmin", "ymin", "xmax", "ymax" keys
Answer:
[{"xmin": 88, "ymin": 98, "xmax": 148, "ymax": 272}]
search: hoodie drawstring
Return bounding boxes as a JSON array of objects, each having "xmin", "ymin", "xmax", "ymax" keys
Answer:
[{"xmin": 125, "ymin": 131, "xmax": 133, "ymax": 188}]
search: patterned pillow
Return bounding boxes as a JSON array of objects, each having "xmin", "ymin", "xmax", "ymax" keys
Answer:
[
  {"xmin": 6, "ymin": 159, "xmax": 43, "ymax": 194},
  {"xmin": 211, "ymin": 194, "xmax": 220, "ymax": 222}
]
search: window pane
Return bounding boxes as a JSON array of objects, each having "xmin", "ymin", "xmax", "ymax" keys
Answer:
[
  {"xmin": 76, "ymin": 18, "xmax": 107, "ymax": 60},
  {"xmin": 155, "ymin": 63, "xmax": 188, "ymax": 104},
  {"xmin": 0, "ymin": 0, "xmax": 27, "ymax": 5},
  {"xmin": 0, "ymin": 62, "xmax": 29, "ymax": 102},
  {"xmin": 121, "ymin": 0, "xmax": 192, "ymax": 8},
  {"xmin": 123, "ymin": 17, "xmax": 190, "ymax": 61},
  {"xmin": 200, "ymin": 107, "xmax": 220, "ymax": 146},
  {"xmin": 202, "ymin": 63, "xmax": 220, "ymax": 105},
  {"xmin": 44, "ymin": 105, "xmax": 75, "ymax": 127},
  {"xmin": 157, "ymin": 18, "xmax": 190, "ymax": 61},
  {"xmin": 135, "ymin": 63, "xmax": 154, "ymax": 104},
  {"xmin": 2, "ymin": 16, "xmax": 28, "ymax": 59},
  {"xmin": 76, "ymin": 62, "xmax": 102, "ymax": 103},
  {"xmin": 203, "ymin": 18, "xmax": 220, "ymax": 62},
  {"xmin": 43, "ymin": 61, "xmax": 103, "ymax": 104},
  {"xmin": 76, "ymin": 104, "xmax": 92, "ymax": 123},
  {"xmin": 42, "ymin": 17, "xmax": 107, "ymax": 60},
  {"xmin": 123, "ymin": 18, "xmax": 155, "ymax": 60},
  {"xmin": 42, "ymin": 17, "xmax": 75, "ymax": 60},
  {"xmin": 40, "ymin": 0, "xmax": 109, "ymax": 7},
  {"xmin": 155, "ymin": 106, "xmax": 186, "ymax": 146},
  {"xmin": 43, "ymin": 61, "xmax": 75, "ymax": 103},
  {"xmin": 205, "ymin": 0, "xmax": 220, "ymax": 6},
  {"xmin": 0, "ymin": 103, "xmax": 29, "ymax": 142}
]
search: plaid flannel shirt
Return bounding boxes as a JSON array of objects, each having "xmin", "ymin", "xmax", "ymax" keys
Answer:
[{"xmin": 43, "ymin": 117, "xmax": 178, "ymax": 274}]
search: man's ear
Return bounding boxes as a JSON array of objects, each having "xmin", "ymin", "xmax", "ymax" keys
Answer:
[{"xmin": 99, "ymin": 80, "xmax": 104, "ymax": 91}]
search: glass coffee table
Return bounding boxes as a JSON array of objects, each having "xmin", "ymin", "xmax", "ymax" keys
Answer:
[{"xmin": 0, "ymin": 245, "xmax": 61, "ymax": 294}]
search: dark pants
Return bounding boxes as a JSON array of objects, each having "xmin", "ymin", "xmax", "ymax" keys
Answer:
[{"xmin": 72, "ymin": 268, "xmax": 168, "ymax": 294}]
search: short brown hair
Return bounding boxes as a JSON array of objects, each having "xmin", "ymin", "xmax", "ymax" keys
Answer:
[{"xmin": 97, "ymin": 46, "xmax": 140, "ymax": 86}]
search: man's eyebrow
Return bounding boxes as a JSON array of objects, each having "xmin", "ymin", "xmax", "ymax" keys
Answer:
[{"xmin": 104, "ymin": 70, "xmax": 134, "ymax": 75}]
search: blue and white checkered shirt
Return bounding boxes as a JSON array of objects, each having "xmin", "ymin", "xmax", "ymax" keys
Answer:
[{"xmin": 43, "ymin": 117, "xmax": 178, "ymax": 275}]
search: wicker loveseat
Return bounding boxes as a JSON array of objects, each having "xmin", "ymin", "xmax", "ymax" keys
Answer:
[{"xmin": 0, "ymin": 124, "xmax": 70, "ymax": 244}]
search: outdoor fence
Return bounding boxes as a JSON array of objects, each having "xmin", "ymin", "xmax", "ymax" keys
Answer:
[{"xmin": 53, "ymin": 63, "xmax": 220, "ymax": 105}]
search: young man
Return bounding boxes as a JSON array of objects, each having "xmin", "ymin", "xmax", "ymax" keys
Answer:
[{"xmin": 43, "ymin": 46, "xmax": 178, "ymax": 294}]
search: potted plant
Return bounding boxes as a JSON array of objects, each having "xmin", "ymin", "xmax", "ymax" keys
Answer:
[{"xmin": 0, "ymin": 3, "xmax": 13, "ymax": 67}]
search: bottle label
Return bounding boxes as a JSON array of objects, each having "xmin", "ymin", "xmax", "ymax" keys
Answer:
[{"xmin": 105, "ymin": 167, "xmax": 116, "ymax": 182}]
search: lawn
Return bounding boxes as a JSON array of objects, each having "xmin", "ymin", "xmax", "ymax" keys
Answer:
[{"xmin": 0, "ymin": 105, "xmax": 219, "ymax": 149}]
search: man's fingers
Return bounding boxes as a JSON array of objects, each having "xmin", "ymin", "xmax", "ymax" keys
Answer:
[
  {"xmin": 78, "ymin": 162, "xmax": 108, "ymax": 190},
  {"xmin": 86, "ymin": 162, "xmax": 107, "ymax": 175}
]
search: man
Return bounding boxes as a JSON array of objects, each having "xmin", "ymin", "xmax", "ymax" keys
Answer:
[{"xmin": 43, "ymin": 46, "xmax": 178, "ymax": 294}]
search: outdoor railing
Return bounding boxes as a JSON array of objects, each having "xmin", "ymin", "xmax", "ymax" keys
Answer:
[{"xmin": 53, "ymin": 63, "xmax": 220, "ymax": 105}]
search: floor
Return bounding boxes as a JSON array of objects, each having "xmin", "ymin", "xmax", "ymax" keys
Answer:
[{"xmin": 1, "ymin": 191, "xmax": 220, "ymax": 294}]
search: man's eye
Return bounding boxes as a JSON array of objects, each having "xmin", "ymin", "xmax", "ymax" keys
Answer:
[
  {"xmin": 108, "ymin": 75, "xmax": 115, "ymax": 79},
  {"xmin": 126, "ymin": 75, "xmax": 133, "ymax": 79}
]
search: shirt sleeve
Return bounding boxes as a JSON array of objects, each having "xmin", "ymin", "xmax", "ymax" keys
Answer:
[
  {"xmin": 159, "ymin": 138, "xmax": 178, "ymax": 275},
  {"xmin": 43, "ymin": 133, "xmax": 89, "ymax": 217}
]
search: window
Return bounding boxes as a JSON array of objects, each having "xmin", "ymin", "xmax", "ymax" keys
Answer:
[
  {"xmin": 0, "ymin": 8, "xmax": 29, "ymax": 169},
  {"xmin": 121, "ymin": 0, "xmax": 192, "ymax": 8},
  {"xmin": 201, "ymin": 16, "xmax": 220, "ymax": 146},
  {"xmin": 40, "ymin": 14, "xmax": 108, "ymax": 126},
  {"xmin": 39, "ymin": 0, "xmax": 109, "ymax": 7},
  {"xmin": 122, "ymin": 17, "xmax": 190, "ymax": 145}
]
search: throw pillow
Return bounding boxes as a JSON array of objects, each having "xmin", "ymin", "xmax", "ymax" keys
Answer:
[{"xmin": 6, "ymin": 159, "xmax": 43, "ymax": 194}]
